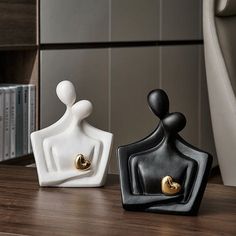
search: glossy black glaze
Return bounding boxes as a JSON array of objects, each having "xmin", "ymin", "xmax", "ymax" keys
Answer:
[{"xmin": 118, "ymin": 89, "xmax": 212, "ymax": 215}]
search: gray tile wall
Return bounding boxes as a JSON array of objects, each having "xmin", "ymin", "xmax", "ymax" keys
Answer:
[
  {"xmin": 41, "ymin": 0, "xmax": 202, "ymax": 43},
  {"xmin": 160, "ymin": 45, "xmax": 200, "ymax": 146},
  {"xmin": 159, "ymin": 0, "xmax": 202, "ymax": 40},
  {"xmin": 110, "ymin": 47, "xmax": 159, "ymax": 172},
  {"xmin": 40, "ymin": 0, "xmax": 109, "ymax": 43},
  {"xmin": 110, "ymin": 0, "xmax": 160, "ymax": 41},
  {"xmin": 40, "ymin": 0, "xmax": 217, "ymax": 173}
]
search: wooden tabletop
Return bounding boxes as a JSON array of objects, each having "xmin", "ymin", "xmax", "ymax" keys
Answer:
[{"xmin": 0, "ymin": 165, "xmax": 235, "ymax": 236}]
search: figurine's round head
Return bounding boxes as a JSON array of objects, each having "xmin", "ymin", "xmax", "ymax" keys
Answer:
[
  {"xmin": 148, "ymin": 89, "xmax": 186, "ymax": 135},
  {"xmin": 162, "ymin": 112, "xmax": 186, "ymax": 134},
  {"xmin": 56, "ymin": 80, "xmax": 76, "ymax": 107},
  {"xmin": 72, "ymin": 100, "xmax": 93, "ymax": 121},
  {"xmin": 148, "ymin": 89, "xmax": 169, "ymax": 119}
]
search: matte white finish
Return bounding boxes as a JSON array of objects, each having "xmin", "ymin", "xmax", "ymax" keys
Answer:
[
  {"xmin": 31, "ymin": 81, "xmax": 113, "ymax": 187},
  {"xmin": 203, "ymin": 0, "xmax": 236, "ymax": 186}
]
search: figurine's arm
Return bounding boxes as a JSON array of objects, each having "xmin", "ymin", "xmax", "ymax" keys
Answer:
[
  {"xmin": 129, "ymin": 156, "xmax": 144, "ymax": 194},
  {"xmin": 123, "ymin": 193, "xmax": 183, "ymax": 207},
  {"xmin": 39, "ymin": 169, "xmax": 92, "ymax": 186},
  {"xmin": 43, "ymin": 139, "xmax": 58, "ymax": 172},
  {"xmin": 90, "ymin": 141, "xmax": 101, "ymax": 171},
  {"xmin": 182, "ymin": 160, "xmax": 198, "ymax": 201}
]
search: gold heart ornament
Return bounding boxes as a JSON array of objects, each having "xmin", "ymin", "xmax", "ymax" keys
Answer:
[
  {"xmin": 161, "ymin": 176, "xmax": 181, "ymax": 195},
  {"xmin": 74, "ymin": 154, "xmax": 91, "ymax": 171}
]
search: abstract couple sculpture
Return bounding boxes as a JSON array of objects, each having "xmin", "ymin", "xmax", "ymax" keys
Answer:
[
  {"xmin": 118, "ymin": 89, "xmax": 212, "ymax": 215},
  {"xmin": 31, "ymin": 81, "xmax": 212, "ymax": 215},
  {"xmin": 31, "ymin": 81, "xmax": 113, "ymax": 187}
]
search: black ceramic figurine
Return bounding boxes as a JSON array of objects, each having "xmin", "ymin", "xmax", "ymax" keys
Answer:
[{"xmin": 117, "ymin": 89, "xmax": 212, "ymax": 215}]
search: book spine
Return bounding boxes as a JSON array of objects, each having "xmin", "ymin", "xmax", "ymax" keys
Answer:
[
  {"xmin": 3, "ymin": 89, "xmax": 10, "ymax": 160},
  {"xmin": 22, "ymin": 86, "xmax": 29, "ymax": 155},
  {"xmin": 0, "ymin": 89, "xmax": 4, "ymax": 161},
  {"xmin": 10, "ymin": 87, "xmax": 16, "ymax": 158},
  {"xmin": 28, "ymin": 85, "xmax": 36, "ymax": 153},
  {"xmin": 15, "ymin": 87, "xmax": 23, "ymax": 157}
]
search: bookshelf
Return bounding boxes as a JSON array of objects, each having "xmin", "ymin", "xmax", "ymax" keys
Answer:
[{"xmin": 0, "ymin": 0, "xmax": 37, "ymax": 165}]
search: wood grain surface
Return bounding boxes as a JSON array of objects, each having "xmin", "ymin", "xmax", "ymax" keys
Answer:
[
  {"xmin": 0, "ymin": 0, "xmax": 36, "ymax": 46},
  {"xmin": 0, "ymin": 165, "xmax": 235, "ymax": 236}
]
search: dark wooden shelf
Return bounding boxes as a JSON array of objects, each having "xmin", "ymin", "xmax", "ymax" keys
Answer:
[
  {"xmin": 0, "ymin": 166, "xmax": 235, "ymax": 235},
  {"xmin": 0, "ymin": 44, "xmax": 38, "ymax": 51},
  {"xmin": 0, "ymin": 154, "xmax": 35, "ymax": 166},
  {"xmin": 0, "ymin": 0, "xmax": 36, "ymax": 46}
]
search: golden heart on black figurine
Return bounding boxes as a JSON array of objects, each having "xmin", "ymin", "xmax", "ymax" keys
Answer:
[
  {"xmin": 161, "ymin": 176, "xmax": 181, "ymax": 195},
  {"xmin": 74, "ymin": 154, "xmax": 91, "ymax": 171}
]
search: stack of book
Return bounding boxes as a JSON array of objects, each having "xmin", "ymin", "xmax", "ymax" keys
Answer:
[{"xmin": 0, "ymin": 84, "xmax": 36, "ymax": 161}]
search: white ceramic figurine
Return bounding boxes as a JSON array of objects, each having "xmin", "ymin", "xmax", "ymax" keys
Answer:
[{"xmin": 31, "ymin": 80, "xmax": 113, "ymax": 187}]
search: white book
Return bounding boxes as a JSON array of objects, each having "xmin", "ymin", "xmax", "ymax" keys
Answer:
[
  {"xmin": 28, "ymin": 85, "xmax": 36, "ymax": 153},
  {"xmin": 9, "ymin": 86, "xmax": 17, "ymax": 158},
  {"xmin": 0, "ymin": 88, "xmax": 4, "ymax": 161},
  {"xmin": 3, "ymin": 88, "xmax": 10, "ymax": 160},
  {"xmin": 22, "ymin": 85, "xmax": 29, "ymax": 155}
]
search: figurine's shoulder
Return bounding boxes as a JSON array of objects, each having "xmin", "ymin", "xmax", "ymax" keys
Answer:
[
  {"xmin": 175, "ymin": 136, "xmax": 213, "ymax": 163},
  {"xmin": 82, "ymin": 121, "xmax": 113, "ymax": 141},
  {"xmin": 31, "ymin": 110, "xmax": 71, "ymax": 140}
]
